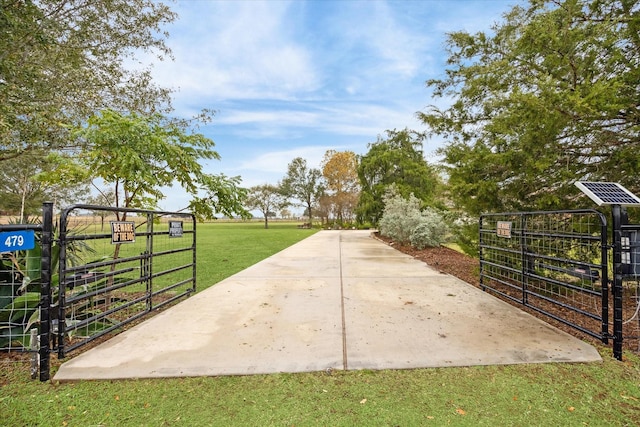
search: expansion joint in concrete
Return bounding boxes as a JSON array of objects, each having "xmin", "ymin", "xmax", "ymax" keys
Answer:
[{"xmin": 339, "ymin": 233, "xmax": 348, "ymax": 370}]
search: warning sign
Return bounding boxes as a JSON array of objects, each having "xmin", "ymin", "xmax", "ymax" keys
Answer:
[
  {"xmin": 110, "ymin": 221, "xmax": 136, "ymax": 244},
  {"xmin": 169, "ymin": 221, "xmax": 183, "ymax": 238},
  {"xmin": 496, "ymin": 221, "xmax": 512, "ymax": 238}
]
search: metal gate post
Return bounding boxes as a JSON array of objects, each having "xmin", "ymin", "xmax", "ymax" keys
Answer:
[
  {"xmin": 520, "ymin": 214, "xmax": 529, "ymax": 305},
  {"xmin": 57, "ymin": 208, "xmax": 70, "ymax": 358},
  {"xmin": 600, "ymin": 214, "xmax": 609, "ymax": 345},
  {"xmin": 611, "ymin": 204, "xmax": 624, "ymax": 360},
  {"xmin": 38, "ymin": 202, "xmax": 53, "ymax": 381},
  {"xmin": 191, "ymin": 215, "xmax": 197, "ymax": 293},
  {"xmin": 145, "ymin": 212, "xmax": 153, "ymax": 311},
  {"xmin": 478, "ymin": 216, "xmax": 484, "ymax": 291}
]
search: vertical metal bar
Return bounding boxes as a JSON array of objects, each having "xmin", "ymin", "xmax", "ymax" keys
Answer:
[
  {"xmin": 612, "ymin": 205, "xmax": 623, "ymax": 360},
  {"xmin": 39, "ymin": 202, "xmax": 53, "ymax": 381},
  {"xmin": 520, "ymin": 213, "xmax": 529, "ymax": 305},
  {"xmin": 140, "ymin": 250, "xmax": 149, "ymax": 310},
  {"xmin": 30, "ymin": 328, "xmax": 38, "ymax": 379},
  {"xmin": 599, "ymin": 212, "xmax": 609, "ymax": 345},
  {"xmin": 478, "ymin": 216, "xmax": 485, "ymax": 291},
  {"xmin": 146, "ymin": 213, "xmax": 153, "ymax": 312},
  {"xmin": 191, "ymin": 214, "xmax": 197, "ymax": 293},
  {"xmin": 57, "ymin": 207, "xmax": 70, "ymax": 359}
]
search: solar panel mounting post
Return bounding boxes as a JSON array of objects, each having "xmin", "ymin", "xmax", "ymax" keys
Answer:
[
  {"xmin": 612, "ymin": 204, "xmax": 624, "ymax": 361},
  {"xmin": 574, "ymin": 181, "xmax": 640, "ymax": 361}
]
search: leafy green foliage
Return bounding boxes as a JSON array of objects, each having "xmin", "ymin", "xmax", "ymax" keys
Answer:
[
  {"xmin": 0, "ymin": 0, "xmax": 176, "ymax": 161},
  {"xmin": 447, "ymin": 215, "xmax": 479, "ymax": 257},
  {"xmin": 356, "ymin": 129, "xmax": 442, "ymax": 225},
  {"xmin": 73, "ymin": 109, "xmax": 248, "ymax": 220},
  {"xmin": 189, "ymin": 173, "xmax": 250, "ymax": 221},
  {"xmin": 419, "ymin": 0, "xmax": 640, "ymax": 216}
]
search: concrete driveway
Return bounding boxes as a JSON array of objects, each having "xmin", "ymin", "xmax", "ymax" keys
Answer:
[{"xmin": 53, "ymin": 230, "xmax": 601, "ymax": 381}]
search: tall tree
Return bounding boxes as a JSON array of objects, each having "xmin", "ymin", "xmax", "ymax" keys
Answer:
[
  {"xmin": 321, "ymin": 150, "xmax": 360, "ymax": 224},
  {"xmin": 245, "ymin": 184, "xmax": 288, "ymax": 229},
  {"xmin": 0, "ymin": 150, "xmax": 89, "ymax": 219},
  {"xmin": 72, "ymin": 109, "xmax": 248, "ymax": 220},
  {"xmin": 0, "ymin": 152, "xmax": 46, "ymax": 219},
  {"xmin": 356, "ymin": 129, "xmax": 442, "ymax": 225},
  {"xmin": 419, "ymin": 0, "xmax": 640, "ymax": 216},
  {"xmin": 280, "ymin": 157, "xmax": 324, "ymax": 224},
  {"xmin": 1, "ymin": 0, "xmax": 175, "ymax": 161}
]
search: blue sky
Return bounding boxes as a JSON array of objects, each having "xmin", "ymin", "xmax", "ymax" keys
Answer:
[{"xmin": 144, "ymin": 0, "xmax": 525, "ymax": 211}]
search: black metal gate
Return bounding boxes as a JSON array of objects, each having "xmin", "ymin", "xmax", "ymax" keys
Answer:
[
  {"xmin": 479, "ymin": 210, "xmax": 615, "ymax": 355},
  {"xmin": 3, "ymin": 204, "xmax": 199, "ymax": 381},
  {"xmin": 51, "ymin": 204, "xmax": 196, "ymax": 359}
]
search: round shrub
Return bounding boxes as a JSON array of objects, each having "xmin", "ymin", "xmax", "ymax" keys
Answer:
[
  {"xmin": 410, "ymin": 209, "xmax": 448, "ymax": 249},
  {"xmin": 378, "ymin": 188, "xmax": 422, "ymax": 244}
]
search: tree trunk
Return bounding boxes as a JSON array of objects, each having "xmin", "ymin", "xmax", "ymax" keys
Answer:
[{"xmin": 19, "ymin": 183, "xmax": 26, "ymax": 223}]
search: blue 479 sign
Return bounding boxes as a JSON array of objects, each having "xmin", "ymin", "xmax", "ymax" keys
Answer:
[{"xmin": 0, "ymin": 230, "xmax": 36, "ymax": 252}]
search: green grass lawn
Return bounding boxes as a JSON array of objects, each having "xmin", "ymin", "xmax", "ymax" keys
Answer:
[
  {"xmin": 195, "ymin": 220, "xmax": 319, "ymax": 289},
  {"xmin": 2, "ymin": 221, "xmax": 640, "ymax": 426}
]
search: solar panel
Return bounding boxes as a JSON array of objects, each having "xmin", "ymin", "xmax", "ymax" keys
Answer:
[{"xmin": 575, "ymin": 182, "xmax": 640, "ymax": 206}]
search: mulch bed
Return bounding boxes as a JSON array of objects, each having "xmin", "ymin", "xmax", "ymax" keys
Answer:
[{"xmin": 374, "ymin": 233, "xmax": 480, "ymax": 286}]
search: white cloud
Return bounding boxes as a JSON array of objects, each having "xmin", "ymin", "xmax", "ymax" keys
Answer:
[
  {"xmin": 216, "ymin": 109, "xmax": 319, "ymax": 127},
  {"xmin": 238, "ymin": 145, "xmax": 329, "ymax": 174},
  {"xmin": 141, "ymin": 0, "xmax": 528, "ymax": 213},
  {"xmin": 149, "ymin": 1, "xmax": 319, "ymax": 100},
  {"xmin": 346, "ymin": 1, "xmax": 432, "ymax": 79}
]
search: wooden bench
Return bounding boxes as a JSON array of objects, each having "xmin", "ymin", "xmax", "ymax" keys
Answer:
[{"xmin": 297, "ymin": 223, "xmax": 311, "ymax": 229}]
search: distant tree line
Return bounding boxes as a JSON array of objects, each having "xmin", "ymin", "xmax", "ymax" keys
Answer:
[{"xmin": 244, "ymin": 129, "xmax": 444, "ymax": 230}]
